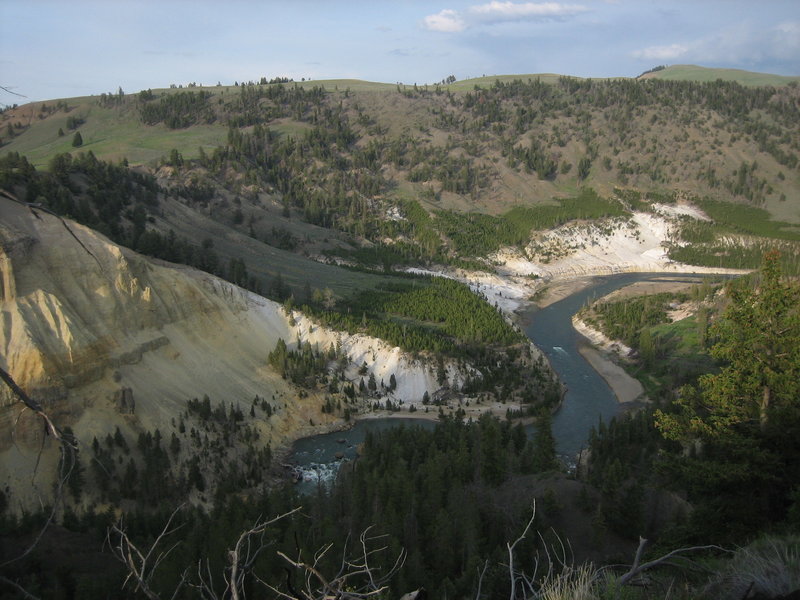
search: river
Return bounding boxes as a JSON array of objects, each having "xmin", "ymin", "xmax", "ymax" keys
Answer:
[
  {"xmin": 525, "ymin": 273, "xmax": 710, "ymax": 456},
  {"xmin": 288, "ymin": 272, "xmax": 721, "ymax": 484}
]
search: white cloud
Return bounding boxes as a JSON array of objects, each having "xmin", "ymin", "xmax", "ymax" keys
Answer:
[
  {"xmin": 771, "ymin": 21, "xmax": 800, "ymax": 59},
  {"xmin": 469, "ymin": 1, "xmax": 588, "ymax": 22},
  {"xmin": 631, "ymin": 20, "xmax": 800, "ymax": 70},
  {"xmin": 775, "ymin": 21, "xmax": 800, "ymax": 35},
  {"xmin": 422, "ymin": 2, "xmax": 587, "ymax": 32},
  {"xmin": 632, "ymin": 43, "xmax": 689, "ymax": 61},
  {"xmin": 423, "ymin": 9, "xmax": 467, "ymax": 32}
]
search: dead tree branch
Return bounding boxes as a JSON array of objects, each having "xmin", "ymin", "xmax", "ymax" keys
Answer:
[
  {"xmin": 506, "ymin": 500, "xmax": 536, "ymax": 600},
  {"xmin": 0, "ymin": 367, "xmax": 78, "ymax": 581},
  {"xmin": 0, "ymin": 367, "xmax": 74, "ymax": 446},
  {"xmin": 0, "ymin": 574, "xmax": 41, "ymax": 599},
  {"xmin": 615, "ymin": 538, "xmax": 730, "ymax": 586},
  {"xmin": 106, "ymin": 504, "xmax": 188, "ymax": 600},
  {"xmin": 265, "ymin": 526, "xmax": 405, "ymax": 600},
  {"xmin": 0, "ymin": 85, "xmax": 27, "ymax": 98},
  {"xmin": 221, "ymin": 507, "xmax": 303, "ymax": 600}
]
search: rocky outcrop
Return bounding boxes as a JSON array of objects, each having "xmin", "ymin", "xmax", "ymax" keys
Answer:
[
  {"xmin": 491, "ymin": 209, "xmax": 748, "ymax": 285},
  {"xmin": 114, "ymin": 387, "xmax": 135, "ymax": 414},
  {"xmin": 289, "ymin": 311, "xmax": 476, "ymax": 406}
]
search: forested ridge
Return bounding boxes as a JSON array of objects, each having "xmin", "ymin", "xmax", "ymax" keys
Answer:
[{"xmin": 3, "ymin": 74, "xmax": 800, "ymax": 278}]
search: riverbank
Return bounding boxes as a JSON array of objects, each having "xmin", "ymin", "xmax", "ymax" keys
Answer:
[
  {"xmin": 282, "ymin": 271, "xmax": 735, "ymax": 470},
  {"xmin": 486, "ymin": 270, "xmax": 743, "ymax": 411},
  {"xmin": 577, "ymin": 343, "xmax": 645, "ymax": 404},
  {"xmin": 355, "ymin": 397, "xmax": 541, "ymax": 424}
]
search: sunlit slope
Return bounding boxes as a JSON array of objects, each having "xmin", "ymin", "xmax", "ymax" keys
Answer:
[
  {"xmin": 638, "ymin": 64, "xmax": 800, "ymax": 86},
  {"xmin": 0, "ymin": 197, "xmax": 311, "ymax": 445},
  {"xmin": 2, "ymin": 67, "xmax": 798, "ymax": 227}
]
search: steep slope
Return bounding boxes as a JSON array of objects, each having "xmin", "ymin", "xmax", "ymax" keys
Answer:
[
  {"xmin": 0, "ymin": 197, "xmax": 496, "ymax": 509},
  {"xmin": 0, "ymin": 197, "xmax": 295, "ymax": 428},
  {"xmin": 0, "ymin": 198, "xmax": 300, "ymax": 502}
]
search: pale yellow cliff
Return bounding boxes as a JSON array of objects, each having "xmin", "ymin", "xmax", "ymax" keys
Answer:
[
  {"xmin": 0, "ymin": 198, "xmax": 325, "ymax": 506},
  {"xmin": 0, "ymin": 198, "xmax": 486, "ymax": 510}
]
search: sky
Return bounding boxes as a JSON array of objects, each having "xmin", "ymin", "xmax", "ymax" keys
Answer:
[{"xmin": 1, "ymin": 0, "xmax": 798, "ymax": 104}]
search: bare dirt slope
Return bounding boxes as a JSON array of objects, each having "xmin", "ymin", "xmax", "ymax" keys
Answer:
[{"xmin": 0, "ymin": 198, "xmax": 321, "ymax": 505}]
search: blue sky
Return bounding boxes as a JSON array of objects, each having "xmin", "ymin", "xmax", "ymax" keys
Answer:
[{"xmin": 1, "ymin": 0, "xmax": 798, "ymax": 103}]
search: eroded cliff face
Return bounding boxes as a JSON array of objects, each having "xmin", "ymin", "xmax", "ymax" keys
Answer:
[
  {"xmin": 0, "ymin": 198, "xmax": 479, "ymax": 509},
  {"xmin": 1, "ymin": 203, "xmax": 204, "ymax": 404},
  {"xmin": 0, "ymin": 199, "xmax": 314, "ymax": 502}
]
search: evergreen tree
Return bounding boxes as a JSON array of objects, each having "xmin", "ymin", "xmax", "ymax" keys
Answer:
[
  {"xmin": 655, "ymin": 252, "xmax": 800, "ymax": 540},
  {"xmin": 67, "ymin": 456, "xmax": 85, "ymax": 502},
  {"xmin": 529, "ymin": 409, "xmax": 558, "ymax": 472},
  {"xmin": 72, "ymin": 131, "xmax": 83, "ymax": 147},
  {"xmin": 657, "ymin": 252, "xmax": 800, "ymax": 439}
]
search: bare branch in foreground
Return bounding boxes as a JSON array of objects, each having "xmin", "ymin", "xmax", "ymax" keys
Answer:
[
  {"xmin": 0, "ymin": 367, "xmax": 73, "ymax": 446},
  {"xmin": 266, "ymin": 525, "xmax": 406, "ymax": 600},
  {"xmin": 0, "ymin": 85, "xmax": 27, "ymax": 98},
  {"xmin": 506, "ymin": 500, "xmax": 536, "ymax": 600},
  {"xmin": 222, "ymin": 507, "xmax": 303, "ymax": 600},
  {"xmin": 615, "ymin": 538, "xmax": 731, "ymax": 586},
  {"xmin": 106, "ymin": 504, "xmax": 188, "ymax": 600},
  {"xmin": 0, "ymin": 366, "xmax": 79, "ymax": 592},
  {"xmin": 0, "ymin": 574, "xmax": 41, "ymax": 600},
  {"xmin": 474, "ymin": 559, "xmax": 489, "ymax": 600}
]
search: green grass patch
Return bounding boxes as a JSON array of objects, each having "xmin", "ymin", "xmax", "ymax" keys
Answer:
[
  {"xmin": 668, "ymin": 242, "xmax": 800, "ymax": 274},
  {"xmin": 651, "ymin": 317, "xmax": 705, "ymax": 357},
  {"xmin": 643, "ymin": 64, "xmax": 800, "ymax": 87},
  {"xmin": 307, "ymin": 276, "xmax": 524, "ymax": 357},
  {"xmin": 694, "ymin": 198, "xmax": 800, "ymax": 241},
  {"xmin": 444, "ymin": 73, "xmax": 622, "ymax": 92},
  {"xmin": 669, "ymin": 198, "xmax": 800, "ymax": 274},
  {"xmin": 2, "ymin": 100, "xmax": 228, "ymax": 168},
  {"xmin": 436, "ymin": 188, "xmax": 627, "ymax": 256},
  {"xmin": 648, "ymin": 315, "xmax": 715, "ymax": 381}
]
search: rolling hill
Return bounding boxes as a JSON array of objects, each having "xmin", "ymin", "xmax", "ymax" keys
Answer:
[
  {"xmin": 637, "ymin": 63, "xmax": 800, "ymax": 87},
  {"xmin": 2, "ymin": 67, "xmax": 798, "ymax": 226}
]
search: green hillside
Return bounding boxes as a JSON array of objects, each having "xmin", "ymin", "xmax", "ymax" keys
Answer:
[
  {"xmin": 639, "ymin": 64, "xmax": 800, "ymax": 87},
  {"xmin": 2, "ymin": 68, "xmax": 799, "ymax": 279}
]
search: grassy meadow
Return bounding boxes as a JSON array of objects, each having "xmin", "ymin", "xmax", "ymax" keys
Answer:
[{"xmin": 641, "ymin": 64, "xmax": 800, "ymax": 86}]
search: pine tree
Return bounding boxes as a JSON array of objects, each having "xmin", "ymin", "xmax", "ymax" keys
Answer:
[
  {"xmin": 530, "ymin": 409, "xmax": 558, "ymax": 472},
  {"xmin": 657, "ymin": 252, "xmax": 800, "ymax": 439},
  {"xmin": 71, "ymin": 131, "xmax": 83, "ymax": 147},
  {"xmin": 655, "ymin": 252, "xmax": 800, "ymax": 539}
]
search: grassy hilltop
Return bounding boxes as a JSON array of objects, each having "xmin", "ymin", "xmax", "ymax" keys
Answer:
[{"xmin": 638, "ymin": 63, "xmax": 800, "ymax": 87}]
